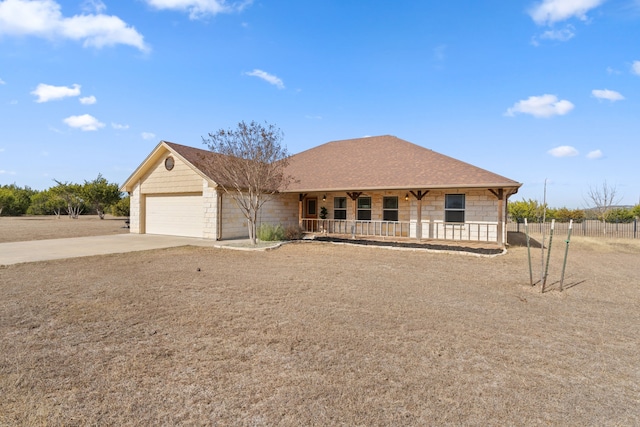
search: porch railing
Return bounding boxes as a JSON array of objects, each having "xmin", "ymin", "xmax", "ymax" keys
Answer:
[{"xmin": 301, "ymin": 219, "xmax": 498, "ymax": 242}]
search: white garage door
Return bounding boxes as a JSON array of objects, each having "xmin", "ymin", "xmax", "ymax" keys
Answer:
[{"xmin": 145, "ymin": 194, "xmax": 204, "ymax": 238}]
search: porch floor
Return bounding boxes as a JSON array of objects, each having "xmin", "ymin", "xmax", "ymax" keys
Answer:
[{"xmin": 306, "ymin": 232, "xmax": 504, "ymax": 255}]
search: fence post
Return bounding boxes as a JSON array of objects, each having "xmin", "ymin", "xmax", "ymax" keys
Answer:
[
  {"xmin": 635, "ymin": 218, "xmax": 637, "ymax": 239},
  {"xmin": 560, "ymin": 220, "xmax": 573, "ymax": 292},
  {"xmin": 525, "ymin": 218, "xmax": 533, "ymax": 286},
  {"xmin": 542, "ymin": 219, "xmax": 555, "ymax": 293}
]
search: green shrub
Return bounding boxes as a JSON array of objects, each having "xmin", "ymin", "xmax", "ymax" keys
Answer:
[
  {"xmin": 283, "ymin": 224, "xmax": 304, "ymax": 241},
  {"xmin": 110, "ymin": 196, "xmax": 130, "ymax": 217},
  {"xmin": 552, "ymin": 207, "xmax": 585, "ymax": 223},
  {"xmin": 258, "ymin": 223, "xmax": 285, "ymax": 241},
  {"xmin": 605, "ymin": 208, "xmax": 635, "ymax": 223}
]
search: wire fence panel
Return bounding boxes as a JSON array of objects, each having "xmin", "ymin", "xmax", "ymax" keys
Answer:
[{"xmin": 508, "ymin": 219, "xmax": 639, "ymax": 239}]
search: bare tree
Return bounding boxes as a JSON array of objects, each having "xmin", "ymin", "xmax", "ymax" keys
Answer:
[
  {"xmin": 202, "ymin": 121, "xmax": 291, "ymax": 245},
  {"xmin": 584, "ymin": 181, "xmax": 621, "ymax": 234}
]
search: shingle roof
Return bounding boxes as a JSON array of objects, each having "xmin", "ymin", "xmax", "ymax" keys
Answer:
[
  {"xmin": 164, "ymin": 141, "xmax": 223, "ymax": 181},
  {"xmin": 283, "ymin": 135, "xmax": 521, "ymax": 192},
  {"xmin": 164, "ymin": 136, "xmax": 521, "ymax": 192}
]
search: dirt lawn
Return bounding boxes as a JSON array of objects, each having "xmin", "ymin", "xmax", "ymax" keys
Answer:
[
  {"xmin": 0, "ymin": 215, "xmax": 128, "ymax": 243},
  {"xmin": 1, "ymin": 219, "xmax": 639, "ymax": 425}
]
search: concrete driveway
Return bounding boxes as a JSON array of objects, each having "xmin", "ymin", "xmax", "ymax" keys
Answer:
[{"xmin": 0, "ymin": 234, "xmax": 231, "ymax": 266}]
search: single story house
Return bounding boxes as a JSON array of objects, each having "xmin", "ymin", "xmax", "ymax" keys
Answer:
[{"xmin": 120, "ymin": 135, "xmax": 521, "ymax": 247}]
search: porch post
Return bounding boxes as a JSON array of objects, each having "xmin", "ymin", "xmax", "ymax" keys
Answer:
[
  {"xmin": 416, "ymin": 198, "xmax": 422, "ymax": 240},
  {"xmin": 410, "ymin": 190, "xmax": 429, "ymax": 241},
  {"xmin": 489, "ymin": 189, "xmax": 505, "ymax": 248},
  {"xmin": 346, "ymin": 192, "xmax": 362, "ymax": 237},
  {"xmin": 298, "ymin": 193, "xmax": 305, "ymax": 228}
]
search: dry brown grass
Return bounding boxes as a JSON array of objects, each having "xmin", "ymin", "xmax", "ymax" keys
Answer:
[
  {"xmin": 0, "ymin": 215, "xmax": 128, "ymax": 243},
  {"xmin": 1, "ymin": 220, "xmax": 639, "ymax": 425}
]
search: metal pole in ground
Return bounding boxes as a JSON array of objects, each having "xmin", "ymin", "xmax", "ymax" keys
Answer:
[
  {"xmin": 542, "ymin": 219, "xmax": 555, "ymax": 293},
  {"xmin": 540, "ymin": 179, "xmax": 548, "ymax": 288},
  {"xmin": 559, "ymin": 219, "xmax": 573, "ymax": 292},
  {"xmin": 525, "ymin": 218, "xmax": 533, "ymax": 286}
]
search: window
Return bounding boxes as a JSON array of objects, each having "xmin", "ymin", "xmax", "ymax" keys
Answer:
[
  {"xmin": 445, "ymin": 194, "xmax": 465, "ymax": 223},
  {"xmin": 334, "ymin": 197, "xmax": 347, "ymax": 220},
  {"xmin": 357, "ymin": 197, "xmax": 371, "ymax": 220},
  {"xmin": 383, "ymin": 196, "xmax": 398, "ymax": 221}
]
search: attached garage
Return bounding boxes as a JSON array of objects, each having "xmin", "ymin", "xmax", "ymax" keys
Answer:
[{"xmin": 145, "ymin": 194, "xmax": 204, "ymax": 238}]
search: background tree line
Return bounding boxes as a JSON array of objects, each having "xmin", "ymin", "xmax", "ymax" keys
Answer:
[
  {"xmin": 0, "ymin": 174, "xmax": 129, "ymax": 218},
  {"xmin": 508, "ymin": 199, "xmax": 640, "ymax": 224},
  {"xmin": 509, "ymin": 182, "xmax": 639, "ymax": 224}
]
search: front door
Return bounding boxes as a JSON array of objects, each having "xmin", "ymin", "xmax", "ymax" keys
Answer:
[{"xmin": 305, "ymin": 197, "xmax": 318, "ymax": 231}]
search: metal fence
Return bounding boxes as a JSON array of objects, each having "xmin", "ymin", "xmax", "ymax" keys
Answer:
[{"xmin": 508, "ymin": 219, "xmax": 639, "ymax": 239}]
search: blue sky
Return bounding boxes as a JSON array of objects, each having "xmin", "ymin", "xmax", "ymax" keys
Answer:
[{"xmin": 1, "ymin": 0, "xmax": 639, "ymax": 208}]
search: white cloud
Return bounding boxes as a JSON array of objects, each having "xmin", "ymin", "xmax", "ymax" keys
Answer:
[
  {"xmin": 529, "ymin": 0, "xmax": 606, "ymax": 25},
  {"xmin": 548, "ymin": 146, "xmax": 579, "ymax": 157},
  {"xmin": 145, "ymin": 0, "xmax": 251, "ymax": 19},
  {"xmin": 592, "ymin": 89, "xmax": 624, "ymax": 101},
  {"xmin": 632, "ymin": 61, "xmax": 640, "ymax": 76},
  {"xmin": 63, "ymin": 114, "xmax": 105, "ymax": 131},
  {"xmin": 587, "ymin": 149, "xmax": 603, "ymax": 159},
  {"xmin": 539, "ymin": 26, "xmax": 575, "ymax": 41},
  {"xmin": 79, "ymin": 95, "xmax": 96, "ymax": 105},
  {"xmin": 0, "ymin": 148, "xmax": 5, "ymax": 152},
  {"xmin": 0, "ymin": 169, "xmax": 17, "ymax": 175},
  {"xmin": 81, "ymin": 0, "xmax": 106, "ymax": 14},
  {"xmin": 0, "ymin": 77, "xmax": 5, "ymax": 84},
  {"xmin": 0, "ymin": 0, "xmax": 148, "ymax": 52},
  {"xmin": 112, "ymin": 122, "xmax": 129, "ymax": 130},
  {"xmin": 244, "ymin": 69, "xmax": 285, "ymax": 89},
  {"xmin": 141, "ymin": 132, "xmax": 156, "ymax": 140},
  {"xmin": 31, "ymin": 83, "xmax": 81, "ymax": 102},
  {"xmin": 505, "ymin": 94, "xmax": 574, "ymax": 118},
  {"xmin": 606, "ymin": 66, "xmax": 621, "ymax": 75}
]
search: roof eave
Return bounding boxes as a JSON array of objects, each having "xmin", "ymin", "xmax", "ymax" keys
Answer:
[
  {"xmin": 280, "ymin": 183, "xmax": 522, "ymax": 193},
  {"xmin": 120, "ymin": 141, "xmax": 217, "ymax": 193}
]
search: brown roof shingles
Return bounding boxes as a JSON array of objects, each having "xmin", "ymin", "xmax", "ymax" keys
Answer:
[
  {"xmin": 283, "ymin": 135, "xmax": 521, "ymax": 192},
  {"xmin": 166, "ymin": 136, "xmax": 521, "ymax": 193}
]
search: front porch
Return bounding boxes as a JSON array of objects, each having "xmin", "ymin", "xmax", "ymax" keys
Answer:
[
  {"xmin": 295, "ymin": 189, "xmax": 511, "ymax": 248},
  {"xmin": 300, "ymin": 218, "xmax": 501, "ymax": 249}
]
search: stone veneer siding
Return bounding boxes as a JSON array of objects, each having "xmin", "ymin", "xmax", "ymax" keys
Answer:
[
  {"xmin": 202, "ymin": 180, "xmax": 218, "ymax": 240},
  {"xmin": 129, "ymin": 182, "xmax": 142, "ymax": 234},
  {"xmin": 415, "ymin": 189, "xmax": 500, "ymax": 242},
  {"xmin": 258, "ymin": 193, "xmax": 299, "ymax": 228}
]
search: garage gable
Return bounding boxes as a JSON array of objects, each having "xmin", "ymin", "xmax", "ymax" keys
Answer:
[{"xmin": 140, "ymin": 151, "xmax": 203, "ymax": 194}]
